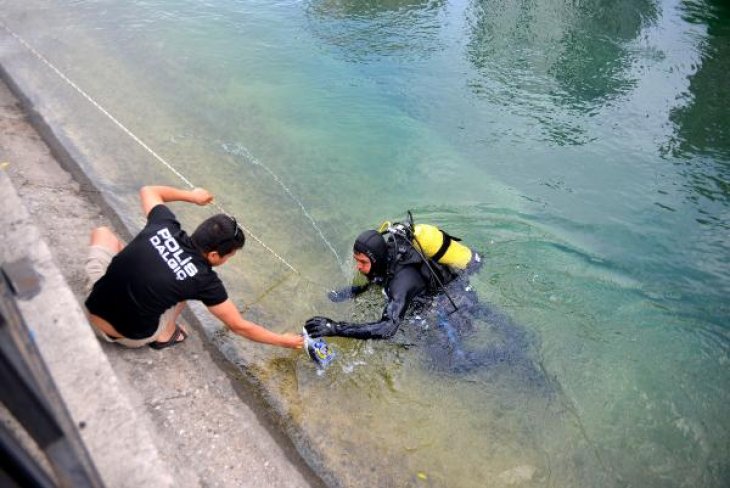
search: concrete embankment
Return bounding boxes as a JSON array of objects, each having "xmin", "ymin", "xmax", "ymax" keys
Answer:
[{"xmin": 0, "ymin": 67, "xmax": 323, "ymax": 487}]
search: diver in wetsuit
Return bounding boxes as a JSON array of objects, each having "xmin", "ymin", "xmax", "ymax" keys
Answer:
[
  {"xmin": 305, "ymin": 218, "xmax": 547, "ymax": 383},
  {"xmin": 304, "ymin": 220, "xmax": 482, "ymax": 341}
]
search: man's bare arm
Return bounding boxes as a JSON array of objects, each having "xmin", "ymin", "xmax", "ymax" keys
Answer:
[
  {"xmin": 139, "ymin": 185, "xmax": 213, "ymax": 216},
  {"xmin": 208, "ymin": 299, "xmax": 303, "ymax": 349}
]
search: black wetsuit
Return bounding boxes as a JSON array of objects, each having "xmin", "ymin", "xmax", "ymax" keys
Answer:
[
  {"xmin": 308, "ymin": 230, "xmax": 470, "ymax": 340},
  {"xmin": 306, "ymin": 231, "xmax": 547, "ymax": 384},
  {"xmin": 340, "ymin": 266, "xmax": 440, "ymax": 338}
]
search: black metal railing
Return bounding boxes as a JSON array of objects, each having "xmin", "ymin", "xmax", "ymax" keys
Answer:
[{"xmin": 0, "ymin": 258, "xmax": 104, "ymax": 488}]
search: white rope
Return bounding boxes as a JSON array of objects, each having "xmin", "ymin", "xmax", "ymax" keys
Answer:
[
  {"xmin": 221, "ymin": 142, "xmax": 343, "ymax": 267},
  {"xmin": 1, "ymin": 21, "xmax": 301, "ymax": 275}
]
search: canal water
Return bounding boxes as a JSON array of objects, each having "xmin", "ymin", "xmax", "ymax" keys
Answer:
[{"xmin": 1, "ymin": 0, "xmax": 727, "ymax": 486}]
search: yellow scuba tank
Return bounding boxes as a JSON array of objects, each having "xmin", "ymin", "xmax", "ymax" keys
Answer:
[
  {"xmin": 378, "ymin": 219, "xmax": 472, "ymax": 269},
  {"xmin": 412, "ymin": 224, "xmax": 472, "ymax": 269}
]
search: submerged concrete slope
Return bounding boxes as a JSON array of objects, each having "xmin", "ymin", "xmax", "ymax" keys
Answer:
[{"xmin": 0, "ymin": 74, "xmax": 320, "ymax": 486}]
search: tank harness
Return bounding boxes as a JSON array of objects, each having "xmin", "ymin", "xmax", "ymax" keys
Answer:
[
  {"xmin": 377, "ymin": 212, "xmax": 468, "ymax": 314},
  {"xmin": 412, "ymin": 223, "xmax": 472, "ymax": 270}
]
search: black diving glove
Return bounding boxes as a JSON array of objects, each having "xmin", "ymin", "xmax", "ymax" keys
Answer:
[
  {"xmin": 327, "ymin": 287, "xmax": 354, "ymax": 303},
  {"xmin": 327, "ymin": 284, "xmax": 369, "ymax": 303},
  {"xmin": 305, "ymin": 316, "xmax": 342, "ymax": 338}
]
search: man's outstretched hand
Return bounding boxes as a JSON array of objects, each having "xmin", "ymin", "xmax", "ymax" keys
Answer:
[{"xmin": 191, "ymin": 187, "xmax": 214, "ymax": 206}]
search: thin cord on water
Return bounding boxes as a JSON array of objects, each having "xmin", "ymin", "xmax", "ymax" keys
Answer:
[
  {"xmin": 221, "ymin": 142, "xmax": 343, "ymax": 268},
  {"xmin": 1, "ymin": 20, "xmax": 314, "ymax": 281},
  {"xmin": 0, "ymin": 22, "xmax": 195, "ymax": 190}
]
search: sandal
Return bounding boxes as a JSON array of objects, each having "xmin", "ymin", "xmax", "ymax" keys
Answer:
[{"xmin": 149, "ymin": 324, "xmax": 188, "ymax": 350}]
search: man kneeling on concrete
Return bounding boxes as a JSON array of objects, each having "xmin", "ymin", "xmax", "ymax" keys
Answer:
[{"xmin": 84, "ymin": 185, "xmax": 303, "ymax": 350}]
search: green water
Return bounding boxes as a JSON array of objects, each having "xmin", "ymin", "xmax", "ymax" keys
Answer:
[{"xmin": 1, "ymin": 0, "xmax": 728, "ymax": 486}]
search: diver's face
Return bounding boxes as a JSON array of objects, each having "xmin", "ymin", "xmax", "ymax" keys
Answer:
[{"xmin": 353, "ymin": 252, "xmax": 372, "ymax": 275}]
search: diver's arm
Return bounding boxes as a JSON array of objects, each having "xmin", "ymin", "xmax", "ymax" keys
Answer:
[
  {"xmin": 305, "ymin": 300, "xmax": 405, "ymax": 340},
  {"xmin": 329, "ymin": 293, "xmax": 408, "ymax": 339},
  {"xmin": 306, "ymin": 267, "xmax": 425, "ymax": 340}
]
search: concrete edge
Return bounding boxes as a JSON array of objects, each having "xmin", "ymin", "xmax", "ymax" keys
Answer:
[
  {"xmin": 0, "ymin": 58, "xmax": 135, "ymax": 244},
  {"xmin": 0, "ymin": 171, "xmax": 175, "ymax": 487}
]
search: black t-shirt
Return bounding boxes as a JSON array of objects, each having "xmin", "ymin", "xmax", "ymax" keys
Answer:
[{"xmin": 85, "ymin": 205, "xmax": 228, "ymax": 338}]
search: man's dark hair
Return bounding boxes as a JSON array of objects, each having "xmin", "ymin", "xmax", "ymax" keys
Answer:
[{"xmin": 191, "ymin": 214, "xmax": 245, "ymax": 257}]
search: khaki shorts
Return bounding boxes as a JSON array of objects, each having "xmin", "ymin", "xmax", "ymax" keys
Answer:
[{"xmin": 85, "ymin": 245, "xmax": 176, "ymax": 348}]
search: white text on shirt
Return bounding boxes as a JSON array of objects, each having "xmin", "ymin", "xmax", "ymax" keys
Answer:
[{"xmin": 149, "ymin": 228, "xmax": 198, "ymax": 280}]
